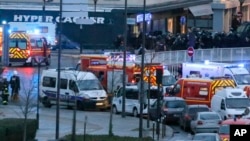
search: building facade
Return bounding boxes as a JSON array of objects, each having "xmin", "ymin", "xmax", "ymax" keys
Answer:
[{"xmin": 0, "ymin": 0, "xmax": 249, "ymax": 49}]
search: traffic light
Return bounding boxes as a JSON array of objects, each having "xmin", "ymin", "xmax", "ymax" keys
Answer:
[{"xmin": 156, "ymin": 68, "xmax": 163, "ymax": 85}]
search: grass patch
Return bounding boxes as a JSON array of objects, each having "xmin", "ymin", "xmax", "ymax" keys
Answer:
[{"xmin": 62, "ymin": 134, "xmax": 154, "ymax": 141}]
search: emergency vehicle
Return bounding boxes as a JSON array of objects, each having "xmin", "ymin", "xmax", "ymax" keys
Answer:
[
  {"xmin": 8, "ymin": 22, "xmax": 56, "ymax": 46},
  {"xmin": 169, "ymin": 62, "xmax": 250, "ymax": 97},
  {"xmin": 40, "ymin": 68, "xmax": 109, "ymax": 110},
  {"xmin": 77, "ymin": 53, "xmax": 164, "ymax": 95},
  {"xmin": 166, "ymin": 77, "xmax": 236, "ymax": 107},
  {"xmin": 0, "ymin": 24, "xmax": 51, "ymax": 66},
  {"xmin": 8, "ymin": 31, "xmax": 51, "ymax": 66}
]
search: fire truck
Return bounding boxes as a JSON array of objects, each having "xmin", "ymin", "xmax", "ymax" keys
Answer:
[
  {"xmin": 0, "ymin": 27, "xmax": 51, "ymax": 66},
  {"xmin": 166, "ymin": 77, "xmax": 236, "ymax": 107},
  {"xmin": 168, "ymin": 61, "xmax": 250, "ymax": 97},
  {"xmin": 77, "ymin": 53, "xmax": 164, "ymax": 95}
]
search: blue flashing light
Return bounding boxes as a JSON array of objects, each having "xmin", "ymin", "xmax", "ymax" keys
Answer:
[
  {"xmin": 204, "ymin": 60, "xmax": 210, "ymax": 65},
  {"xmin": 34, "ymin": 29, "xmax": 40, "ymax": 34},
  {"xmin": 238, "ymin": 63, "xmax": 244, "ymax": 68},
  {"xmin": 2, "ymin": 20, "xmax": 7, "ymax": 24},
  {"xmin": 8, "ymin": 30, "xmax": 12, "ymax": 34}
]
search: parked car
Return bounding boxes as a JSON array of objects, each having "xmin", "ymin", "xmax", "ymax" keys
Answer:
[
  {"xmin": 218, "ymin": 118, "xmax": 250, "ymax": 141},
  {"xmin": 51, "ymin": 41, "xmax": 80, "ymax": 50},
  {"xmin": 148, "ymin": 99, "xmax": 163, "ymax": 121},
  {"xmin": 161, "ymin": 97, "xmax": 187, "ymax": 123},
  {"xmin": 190, "ymin": 111, "xmax": 222, "ymax": 134},
  {"xmin": 179, "ymin": 104, "xmax": 210, "ymax": 131},
  {"xmin": 192, "ymin": 133, "xmax": 222, "ymax": 141}
]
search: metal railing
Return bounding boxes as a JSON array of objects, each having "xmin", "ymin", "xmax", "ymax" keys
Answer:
[{"xmin": 136, "ymin": 47, "xmax": 250, "ymax": 65}]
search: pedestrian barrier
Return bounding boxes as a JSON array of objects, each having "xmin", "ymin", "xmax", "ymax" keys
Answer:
[{"xmin": 136, "ymin": 47, "xmax": 250, "ymax": 64}]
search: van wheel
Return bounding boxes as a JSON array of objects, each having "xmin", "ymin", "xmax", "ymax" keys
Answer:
[
  {"xmin": 179, "ymin": 119, "xmax": 183, "ymax": 129},
  {"xmin": 132, "ymin": 108, "xmax": 138, "ymax": 117},
  {"xmin": 77, "ymin": 101, "xmax": 85, "ymax": 111},
  {"xmin": 42, "ymin": 97, "xmax": 52, "ymax": 108},
  {"xmin": 183, "ymin": 122, "xmax": 188, "ymax": 131},
  {"xmin": 112, "ymin": 105, "xmax": 118, "ymax": 114}
]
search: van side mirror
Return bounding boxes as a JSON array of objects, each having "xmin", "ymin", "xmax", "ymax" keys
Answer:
[
  {"xmin": 243, "ymin": 107, "xmax": 250, "ymax": 116},
  {"xmin": 167, "ymin": 84, "xmax": 181, "ymax": 95},
  {"xmin": 221, "ymin": 104, "xmax": 225, "ymax": 110}
]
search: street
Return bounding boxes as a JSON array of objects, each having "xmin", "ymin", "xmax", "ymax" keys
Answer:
[{"xmin": 1, "ymin": 53, "xmax": 190, "ymax": 140}]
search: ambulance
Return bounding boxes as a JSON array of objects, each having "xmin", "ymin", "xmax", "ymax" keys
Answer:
[
  {"xmin": 166, "ymin": 77, "xmax": 236, "ymax": 107},
  {"xmin": 0, "ymin": 25, "xmax": 51, "ymax": 66},
  {"xmin": 170, "ymin": 61, "xmax": 250, "ymax": 97},
  {"xmin": 8, "ymin": 22, "xmax": 56, "ymax": 46}
]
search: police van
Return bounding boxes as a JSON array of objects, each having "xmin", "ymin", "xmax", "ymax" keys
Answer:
[{"xmin": 40, "ymin": 68, "xmax": 109, "ymax": 110}]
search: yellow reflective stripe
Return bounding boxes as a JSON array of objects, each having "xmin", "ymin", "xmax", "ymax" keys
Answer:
[
  {"xmin": 9, "ymin": 48, "xmax": 28, "ymax": 58},
  {"xmin": 9, "ymin": 33, "xmax": 29, "ymax": 40},
  {"xmin": 212, "ymin": 80, "xmax": 236, "ymax": 90}
]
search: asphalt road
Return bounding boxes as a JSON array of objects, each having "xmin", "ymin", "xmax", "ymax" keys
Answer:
[{"xmin": 1, "ymin": 53, "xmax": 190, "ymax": 140}]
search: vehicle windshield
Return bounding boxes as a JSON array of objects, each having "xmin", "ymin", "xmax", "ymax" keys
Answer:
[
  {"xmin": 200, "ymin": 113, "xmax": 220, "ymax": 120},
  {"xmin": 77, "ymin": 79, "xmax": 103, "ymax": 90},
  {"xmin": 226, "ymin": 98, "xmax": 250, "ymax": 108},
  {"xmin": 219, "ymin": 125, "xmax": 229, "ymax": 134},
  {"xmin": 30, "ymin": 39, "xmax": 43, "ymax": 48},
  {"xmin": 9, "ymin": 39, "xmax": 27, "ymax": 49},
  {"xmin": 234, "ymin": 74, "xmax": 250, "ymax": 85},
  {"xmin": 162, "ymin": 75, "xmax": 176, "ymax": 86},
  {"xmin": 193, "ymin": 135, "xmax": 216, "ymax": 141},
  {"xmin": 188, "ymin": 107, "xmax": 210, "ymax": 115},
  {"xmin": 165, "ymin": 100, "xmax": 186, "ymax": 108}
]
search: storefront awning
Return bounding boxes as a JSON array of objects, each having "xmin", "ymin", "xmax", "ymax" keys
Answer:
[{"xmin": 189, "ymin": 4, "xmax": 213, "ymax": 17}]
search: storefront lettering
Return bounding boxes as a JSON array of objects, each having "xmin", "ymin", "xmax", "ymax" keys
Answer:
[{"xmin": 13, "ymin": 15, "xmax": 105, "ymax": 24}]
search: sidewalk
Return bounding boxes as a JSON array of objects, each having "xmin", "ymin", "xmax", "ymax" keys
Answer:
[{"xmin": 0, "ymin": 105, "xmax": 173, "ymax": 141}]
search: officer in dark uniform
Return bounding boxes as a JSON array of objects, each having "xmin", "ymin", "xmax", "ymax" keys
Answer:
[
  {"xmin": 1, "ymin": 77, "xmax": 9, "ymax": 105},
  {"xmin": 10, "ymin": 70, "xmax": 20, "ymax": 101}
]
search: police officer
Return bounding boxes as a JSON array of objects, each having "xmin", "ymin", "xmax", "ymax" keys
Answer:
[
  {"xmin": 1, "ymin": 77, "xmax": 9, "ymax": 105},
  {"xmin": 10, "ymin": 70, "xmax": 20, "ymax": 101}
]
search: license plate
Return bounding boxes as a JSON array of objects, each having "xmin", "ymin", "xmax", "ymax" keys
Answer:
[
  {"xmin": 174, "ymin": 114, "xmax": 180, "ymax": 117},
  {"xmin": 96, "ymin": 103, "xmax": 103, "ymax": 106}
]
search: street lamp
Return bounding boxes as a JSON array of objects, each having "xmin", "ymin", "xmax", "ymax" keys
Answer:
[
  {"xmin": 35, "ymin": 56, "xmax": 44, "ymax": 129},
  {"xmin": 42, "ymin": 0, "xmax": 53, "ymax": 22},
  {"xmin": 94, "ymin": 0, "xmax": 98, "ymax": 14}
]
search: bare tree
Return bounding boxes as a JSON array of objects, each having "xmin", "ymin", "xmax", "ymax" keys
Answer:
[
  {"xmin": 14, "ymin": 75, "xmax": 37, "ymax": 141},
  {"xmin": 70, "ymin": 57, "xmax": 88, "ymax": 141},
  {"xmin": 108, "ymin": 58, "xmax": 119, "ymax": 136}
]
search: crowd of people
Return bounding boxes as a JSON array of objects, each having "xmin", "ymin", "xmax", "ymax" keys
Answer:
[{"xmin": 128, "ymin": 27, "xmax": 250, "ymax": 53}]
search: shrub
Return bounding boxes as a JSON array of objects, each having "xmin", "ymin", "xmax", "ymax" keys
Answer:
[{"xmin": 0, "ymin": 118, "xmax": 37, "ymax": 141}]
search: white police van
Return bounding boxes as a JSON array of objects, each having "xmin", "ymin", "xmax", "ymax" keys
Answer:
[
  {"xmin": 40, "ymin": 68, "xmax": 109, "ymax": 110},
  {"xmin": 112, "ymin": 84, "xmax": 158, "ymax": 117}
]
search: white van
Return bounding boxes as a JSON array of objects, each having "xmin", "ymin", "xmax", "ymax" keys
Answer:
[
  {"xmin": 112, "ymin": 84, "xmax": 158, "ymax": 117},
  {"xmin": 211, "ymin": 88, "xmax": 250, "ymax": 120},
  {"xmin": 40, "ymin": 68, "xmax": 109, "ymax": 110}
]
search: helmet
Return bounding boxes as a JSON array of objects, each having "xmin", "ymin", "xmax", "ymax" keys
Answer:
[{"xmin": 13, "ymin": 70, "xmax": 18, "ymax": 75}]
